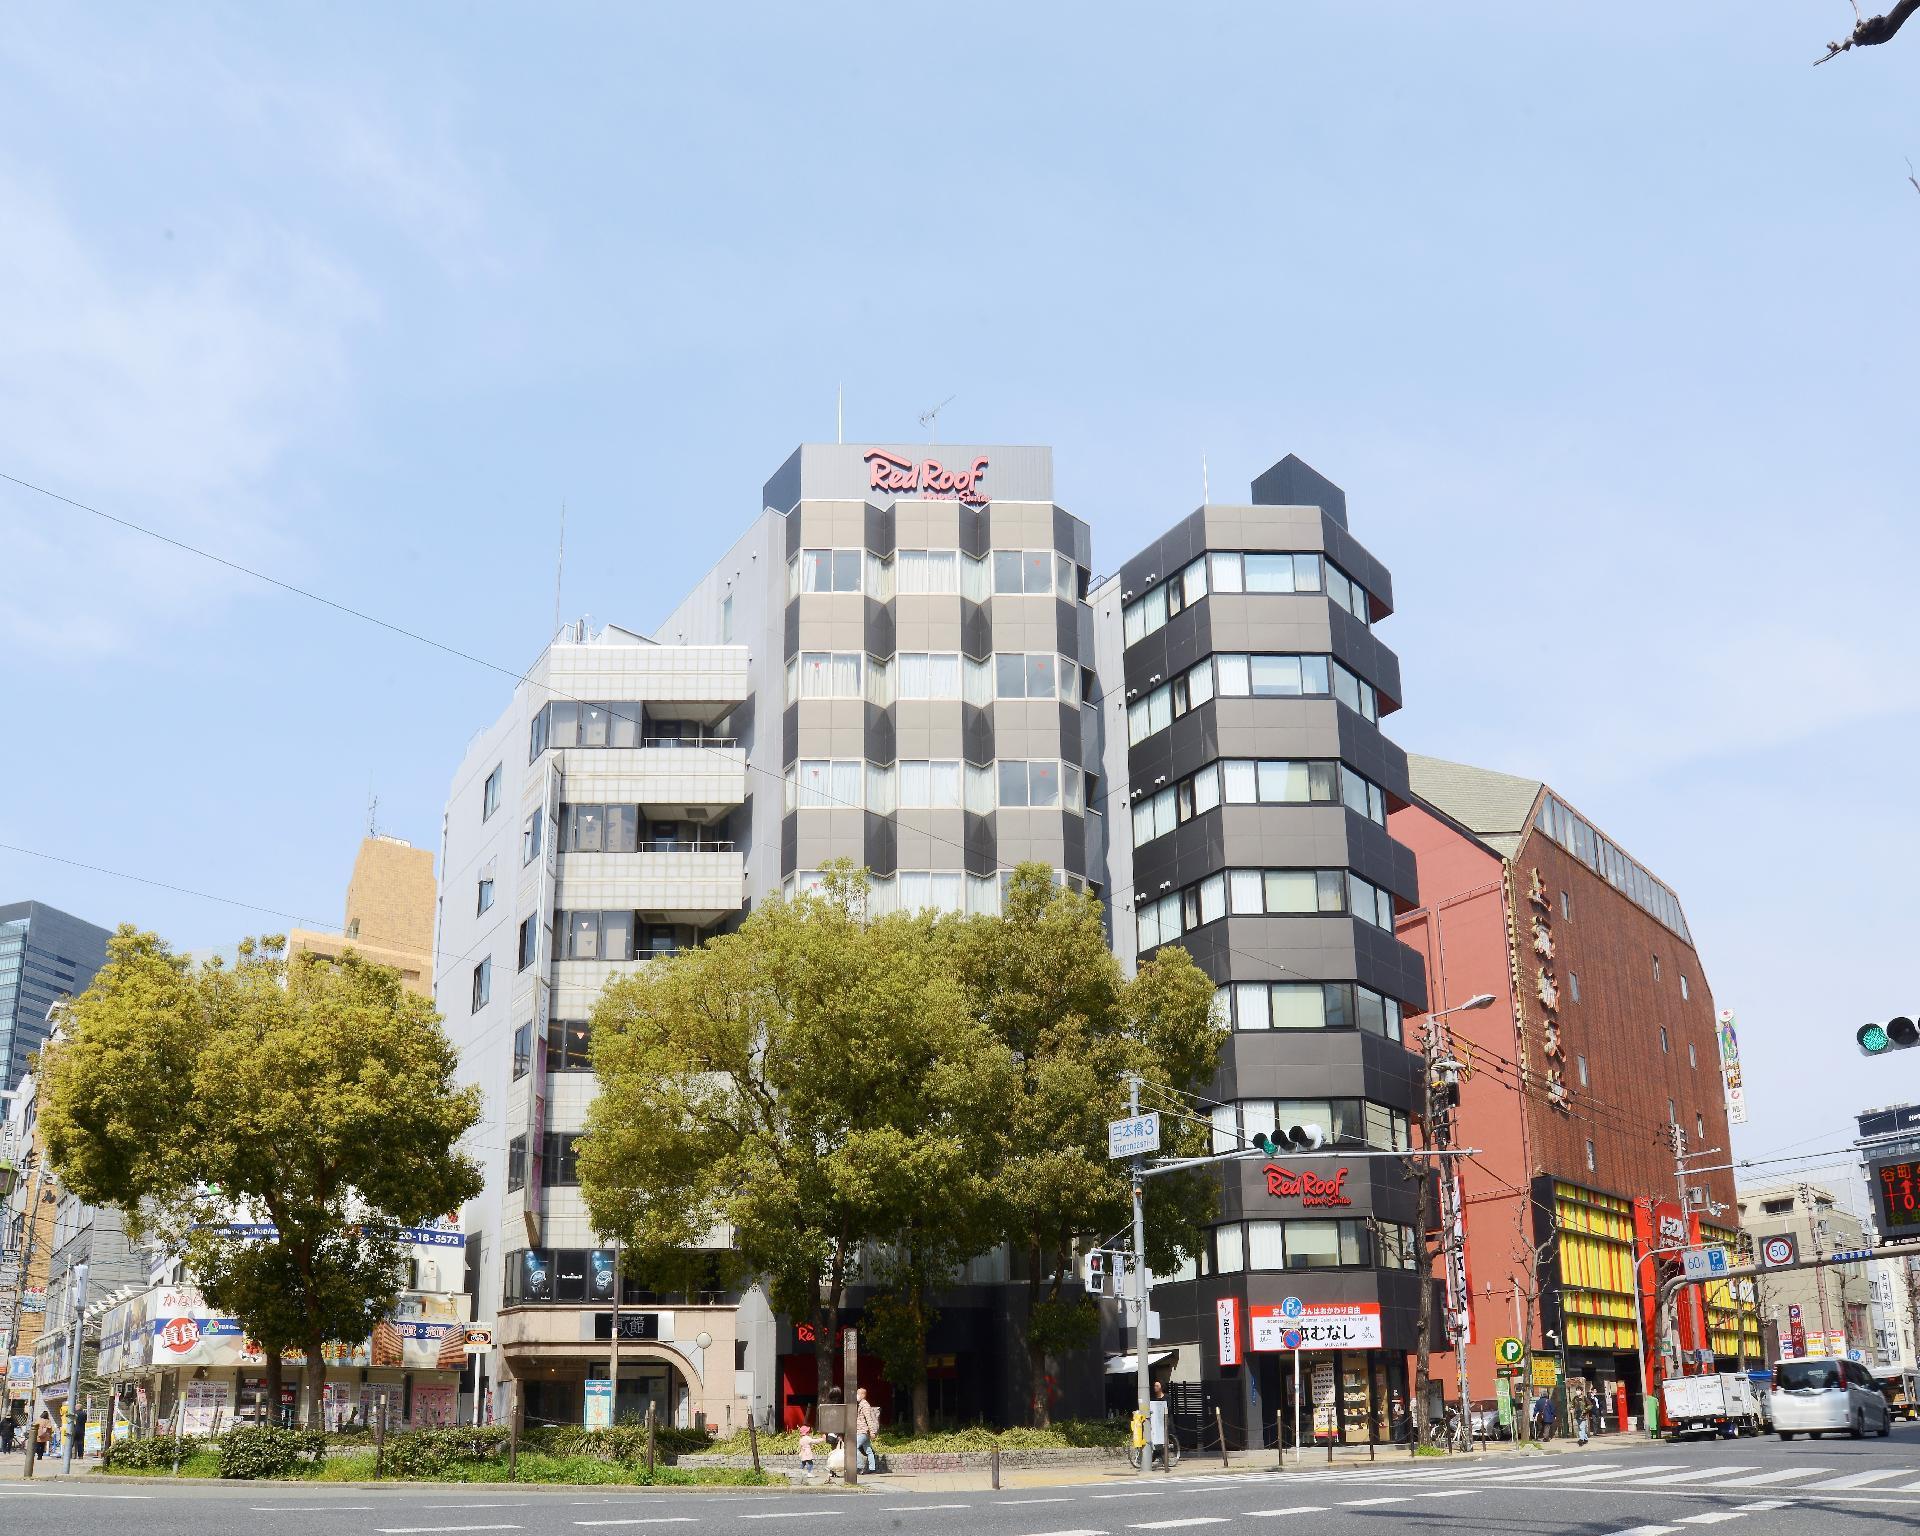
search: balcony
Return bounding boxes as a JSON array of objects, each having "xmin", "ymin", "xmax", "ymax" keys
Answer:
[
  {"xmin": 556, "ymin": 848, "xmax": 746, "ymax": 925},
  {"xmin": 558, "ymin": 743, "xmax": 747, "ymax": 818}
]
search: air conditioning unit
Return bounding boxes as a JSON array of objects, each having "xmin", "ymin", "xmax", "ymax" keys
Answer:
[{"xmin": 1688, "ymin": 1187, "xmax": 1708, "ymax": 1209}]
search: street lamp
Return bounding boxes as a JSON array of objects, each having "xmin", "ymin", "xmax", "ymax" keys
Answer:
[{"xmin": 1432, "ymin": 993, "xmax": 1497, "ymax": 1018}]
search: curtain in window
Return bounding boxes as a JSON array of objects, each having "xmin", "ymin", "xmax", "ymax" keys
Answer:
[
  {"xmin": 1265, "ymin": 870, "xmax": 1317, "ymax": 913},
  {"xmin": 1272, "ymin": 984, "xmax": 1326, "ymax": 1029},
  {"xmin": 1248, "ymin": 1221, "xmax": 1287, "ymax": 1271},
  {"xmin": 1215, "ymin": 655, "xmax": 1250, "ymax": 696}
]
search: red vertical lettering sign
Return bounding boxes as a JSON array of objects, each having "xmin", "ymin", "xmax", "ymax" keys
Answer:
[{"xmin": 1216, "ymin": 1297, "xmax": 1242, "ymax": 1367}]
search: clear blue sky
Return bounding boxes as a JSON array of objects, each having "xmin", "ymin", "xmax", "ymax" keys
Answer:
[{"xmin": 3, "ymin": 5, "xmax": 1916, "ymax": 1183}]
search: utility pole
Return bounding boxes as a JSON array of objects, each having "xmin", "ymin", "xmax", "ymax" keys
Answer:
[
  {"xmin": 1128, "ymin": 1073, "xmax": 1151, "ymax": 1478},
  {"xmin": 1801, "ymin": 1184, "xmax": 1835, "ymax": 1350},
  {"xmin": 1667, "ymin": 1123, "xmax": 1689, "ymax": 1377},
  {"xmin": 608, "ymin": 1245, "xmax": 621, "ymax": 1426},
  {"xmin": 59, "ymin": 1262, "xmax": 88, "ymax": 1473},
  {"xmin": 1425, "ymin": 1012, "xmax": 1473, "ymax": 1448}
]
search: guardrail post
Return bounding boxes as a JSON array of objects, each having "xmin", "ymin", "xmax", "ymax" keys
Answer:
[
  {"xmin": 1214, "ymin": 1407, "xmax": 1231, "ymax": 1469},
  {"xmin": 991, "ymin": 1447, "xmax": 1001, "ymax": 1489}
]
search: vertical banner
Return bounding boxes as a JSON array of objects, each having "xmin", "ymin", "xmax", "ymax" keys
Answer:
[
  {"xmin": 1443, "ymin": 1166, "xmax": 1472, "ymax": 1345},
  {"xmin": 1717, "ymin": 1010, "xmax": 1747, "ymax": 1125},
  {"xmin": 1216, "ymin": 1298, "xmax": 1242, "ymax": 1367}
]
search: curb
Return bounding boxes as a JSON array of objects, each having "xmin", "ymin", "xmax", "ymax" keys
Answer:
[{"xmin": 32, "ymin": 1473, "xmax": 839, "ymax": 1495}]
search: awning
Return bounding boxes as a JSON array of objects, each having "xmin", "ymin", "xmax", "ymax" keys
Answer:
[{"xmin": 1105, "ymin": 1350, "xmax": 1177, "ymax": 1376}]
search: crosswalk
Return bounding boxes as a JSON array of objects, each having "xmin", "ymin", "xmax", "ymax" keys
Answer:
[{"xmin": 1165, "ymin": 1456, "xmax": 1920, "ymax": 1498}]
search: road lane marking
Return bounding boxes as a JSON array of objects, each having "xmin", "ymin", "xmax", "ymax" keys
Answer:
[
  {"xmin": 1000, "ymin": 1497, "xmax": 1070, "ymax": 1504},
  {"xmin": 376, "ymin": 1528, "xmax": 524, "ymax": 1534},
  {"xmin": 1734, "ymin": 1503, "xmax": 1790, "ymax": 1511},
  {"xmin": 575, "ymin": 1522, "xmax": 698, "ymax": 1528},
  {"xmin": 1018, "ymin": 1530, "xmax": 1107, "ymax": 1536},
  {"xmin": 253, "ymin": 1508, "xmax": 374, "ymax": 1513},
  {"xmin": 1602, "ymin": 1527, "xmax": 1679, "ymax": 1536},
  {"xmin": 1710, "ymin": 1466, "xmax": 1835, "ymax": 1486},
  {"xmin": 1128, "ymin": 1522, "xmax": 1229, "ymax": 1531},
  {"xmin": 738, "ymin": 1517, "xmax": 837, "ymax": 1523},
  {"xmin": 1418, "ymin": 1490, "xmax": 1477, "ymax": 1498},
  {"xmin": 1553, "ymin": 1465, "xmax": 1687, "ymax": 1481},
  {"xmin": 1094, "ymin": 1492, "xmax": 1161, "ymax": 1499},
  {"xmin": 1338, "ymin": 1498, "xmax": 1409, "ymax": 1507},
  {"xmin": 881, "ymin": 1506, "xmax": 970, "ymax": 1512},
  {"xmin": 1676, "ymin": 1517, "xmax": 1746, "ymax": 1528},
  {"xmin": 1637, "ymin": 1467, "xmax": 1759, "ymax": 1485},
  {"xmin": 1801, "ymin": 1470, "xmax": 1908, "ymax": 1489},
  {"xmin": 1243, "ymin": 1510, "xmax": 1329, "ymax": 1519}
]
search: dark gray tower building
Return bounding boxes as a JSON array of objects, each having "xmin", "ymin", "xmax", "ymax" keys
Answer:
[{"xmin": 1092, "ymin": 455, "xmax": 1429, "ymax": 1449}]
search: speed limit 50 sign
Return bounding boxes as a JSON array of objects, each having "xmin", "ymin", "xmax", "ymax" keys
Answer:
[{"xmin": 1760, "ymin": 1235, "xmax": 1797, "ymax": 1268}]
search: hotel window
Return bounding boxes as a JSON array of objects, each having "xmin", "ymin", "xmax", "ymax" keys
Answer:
[
  {"xmin": 476, "ymin": 878, "xmax": 495, "ymax": 916},
  {"xmin": 522, "ymin": 809, "xmax": 543, "ymax": 866},
  {"xmin": 507, "ymin": 1134, "xmax": 526, "ymax": 1192},
  {"xmin": 893, "ymin": 652, "xmax": 963, "ymax": 700},
  {"xmin": 998, "ymin": 759, "xmax": 1062, "ymax": 808},
  {"xmin": 1569, "ymin": 972, "xmax": 1580, "ymax": 1003},
  {"xmin": 1576, "ymin": 1053, "xmax": 1588, "ymax": 1086},
  {"xmin": 995, "ymin": 652, "xmax": 1067, "ymax": 701},
  {"xmin": 787, "ymin": 760, "xmax": 864, "ymax": 811},
  {"xmin": 788, "ymin": 652, "xmax": 865, "ymax": 701},
  {"xmin": 891, "ymin": 871, "xmax": 966, "ymax": 915},
  {"xmin": 1585, "ymin": 1140, "xmax": 1596, "ymax": 1173},
  {"xmin": 796, "ymin": 548, "xmax": 864, "ymax": 594},
  {"xmin": 1653, "ymin": 953, "xmax": 1661, "ymax": 980},
  {"xmin": 1660, "ymin": 1026, "xmax": 1670, "ymax": 1053},
  {"xmin": 511, "ymin": 1022, "xmax": 531, "ymax": 1081},
  {"xmin": 1696, "ymin": 1112, "xmax": 1706, "ymax": 1141},
  {"xmin": 1680, "ymin": 974, "xmax": 1690, "ymax": 1000},
  {"xmin": 896, "ymin": 760, "xmax": 963, "ymax": 810},
  {"xmin": 528, "ymin": 708, "xmax": 548, "ymax": 762},
  {"xmin": 894, "ymin": 549, "xmax": 960, "ymax": 594},
  {"xmin": 992, "ymin": 549, "xmax": 1059, "ymax": 595},
  {"xmin": 482, "ymin": 765, "xmax": 502, "ymax": 821},
  {"xmin": 517, "ymin": 917, "xmax": 537, "ymax": 972},
  {"xmin": 1688, "ymin": 1042, "xmax": 1697, "ymax": 1069},
  {"xmin": 1215, "ymin": 981, "xmax": 1403, "ymax": 1043},
  {"xmin": 471, "ymin": 957, "xmax": 491, "ymax": 1013},
  {"xmin": 1560, "ymin": 891, "xmax": 1570, "ymax": 920}
]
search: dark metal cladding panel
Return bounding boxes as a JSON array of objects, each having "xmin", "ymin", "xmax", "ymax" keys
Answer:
[
  {"xmin": 863, "ymin": 813, "xmax": 897, "ymax": 877},
  {"xmin": 863, "ymin": 701, "xmax": 895, "ymax": 764},
  {"xmin": 781, "ymin": 700, "xmax": 798, "ymax": 767},
  {"xmin": 1249, "ymin": 453, "xmax": 1348, "ymax": 530},
  {"xmin": 782, "ymin": 599, "xmax": 800, "ymax": 661},
  {"xmin": 864, "ymin": 501, "xmax": 895, "ymax": 556},
  {"xmin": 1057, "ymin": 700, "xmax": 1083, "ymax": 767},
  {"xmin": 961, "ymin": 601, "xmax": 993, "ymax": 660},
  {"xmin": 780, "ymin": 809, "xmax": 798, "ymax": 875},
  {"xmin": 1061, "ymin": 808, "xmax": 1087, "ymax": 879},
  {"xmin": 864, "ymin": 598, "xmax": 895, "ymax": 660},
  {"xmin": 964, "ymin": 814, "xmax": 997, "ymax": 878},
  {"xmin": 962, "ymin": 704, "xmax": 995, "ymax": 766}
]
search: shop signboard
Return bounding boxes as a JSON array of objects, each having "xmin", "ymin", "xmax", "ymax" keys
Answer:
[
  {"xmin": 1718, "ymin": 1011, "xmax": 1747, "ymax": 1126},
  {"xmin": 1216, "ymin": 1298, "xmax": 1241, "ymax": 1367},
  {"xmin": 1495, "ymin": 1373, "xmax": 1513, "ymax": 1426},
  {"xmin": 7, "ymin": 1355, "xmax": 32, "ymax": 1384},
  {"xmin": 1311, "ymin": 1359, "xmax": 1338, "ymax": 1438},
  {"xmin": 1249, "ymin": 1302, "xmax": 1382, "ymax": 1351},
  {"xmin": 584, "ymin": 1377, "xmax": 614, "ymax": 1431},
  {"xmin": 1530, "ymin": 1355, "xmax": 1561, "ymax": 1388}
]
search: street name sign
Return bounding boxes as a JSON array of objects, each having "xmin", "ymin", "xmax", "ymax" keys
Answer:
[{"xmin": 1107, "ymin": 1112, "xmax": 1161, "ymax": 1160}]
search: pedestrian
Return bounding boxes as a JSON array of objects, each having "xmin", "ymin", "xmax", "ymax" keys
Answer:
[
  {"xmin": 795, "ymin": 1420, "xmax": 819, "ymax": 1482},
  {"xmin": 34, "ymin": 1415, "xmax": 53, "ymax": 1459},
  {"xmin": 1590, "ymin": 1393, "xmax": 1604, "ymax": 1438},
  {"xmin": 854, "ymin": 1386, "xmax": 880, "ymax": 1474},
  {"xmin": 823, "ymin": 1431, "xmax": 846, "ymax": 1482},
  {"xmin": 1539, "ymin": 1391, "xmax": 1557, "ymax": 1441},
  {"xmin": 71, "ymin": 1405, "xmax": 88, "ymax": 1458},
  {"xmin": 1574, "ymin": 1390, "xmax": 1589, "ymax": 1447},
  {"xmin": 0, "ymin": 1415, "xmax": 13, "ymax": 1455}
]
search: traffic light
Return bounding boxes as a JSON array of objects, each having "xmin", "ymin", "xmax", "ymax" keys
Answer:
[
  {"xmin": 1251, "ymin": 1123, "xmax": 1325, "ymax": 1157},
  {"xmin": 1858, "ymin": 1017, "xmax": 1920, "ymax": 1056},
  {"xmin": 1086, "ymin": 1250, "xmax": 1107, "ymax": 1297}
]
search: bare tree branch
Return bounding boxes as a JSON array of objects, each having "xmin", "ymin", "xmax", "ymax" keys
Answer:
[{"xmin": 1817, "ymin": 0, "xmax": 1920, "ymax": 63}]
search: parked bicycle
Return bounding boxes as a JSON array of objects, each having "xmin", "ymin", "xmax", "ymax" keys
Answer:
[{"xmin": 1127, "ymin": 1431, "xmax": 1182, "ymax": 1470}]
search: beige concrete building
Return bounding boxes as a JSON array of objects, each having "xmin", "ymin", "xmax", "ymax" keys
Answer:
[
  {"xmin": 289, "ymin": 835, "xmax": 437, "ymax": 996},
  {"xmin": 1738, "ymin": 1179, "xmax": 1872, "ymax": 1361}
]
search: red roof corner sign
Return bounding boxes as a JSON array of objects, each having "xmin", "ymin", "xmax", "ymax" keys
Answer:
[
  {"xmin": 865, "ymin": 449, "xmax": 990, "ymax": 504},
  {"xmin": 1265, "ymin": 1163, "xmax": 1353, "ymax": 1207}
]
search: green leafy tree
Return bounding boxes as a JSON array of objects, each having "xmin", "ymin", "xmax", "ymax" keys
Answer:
[
  {"xmin": 40, "ymin": 929, "xmax": 483, "ymax": 1429},
  {"xmin": 951, "ymin": 866, "xmax": 1220, "ymax": 1426},
  {"xmin": 580, "ymin": 863, "xmax": 1011, "ymax": 1417}
]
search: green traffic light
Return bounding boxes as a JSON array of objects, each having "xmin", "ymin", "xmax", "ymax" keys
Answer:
[
  {"xmin": 1860, "ymin": 1022, "xmax": 1891, "ymax": 1054},
  {"xmin": 1252, "ymin": 1133, "xmax": 1280, "ymax": 1157}
]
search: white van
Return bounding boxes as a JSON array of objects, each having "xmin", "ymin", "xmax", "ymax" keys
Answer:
[{"xmin": 1771, "ymin": 1356, "xmax": 1892, "ymax": 1440}]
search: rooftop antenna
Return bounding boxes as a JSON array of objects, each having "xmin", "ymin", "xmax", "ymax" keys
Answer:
[
  {"xmin": 553, "ymin": 500, "xmax": 567, "ymax": 639},
  {"xmin": 367, "ymin": 788, "xmax": 379, "ymax": 839},
  {"xmin": 837, "ymin": 383, "xmax": 844, "ymax": 445},
  {"xmin": 1202, "ymin": 451, "xmax": 1210, "ymax": 507},
  {"xmin": 919, "ymin": 394, "xmax": 955, "ymax": 444}
]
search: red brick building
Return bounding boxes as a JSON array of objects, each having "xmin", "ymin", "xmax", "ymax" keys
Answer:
[{"xmin": 1390, "ymin": 757, "xmax": 1759, "ymax": 1430}]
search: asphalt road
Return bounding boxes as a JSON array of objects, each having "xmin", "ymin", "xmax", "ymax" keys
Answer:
[{"xmin": 8, "ymin": 1428, "xmax": 1920, "ymax": 1536}]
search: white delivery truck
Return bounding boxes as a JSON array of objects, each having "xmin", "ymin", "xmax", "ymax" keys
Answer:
[{"xmin": 1661, "ymin": 1372, "xmax": 1763, "ymax": 1438}]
